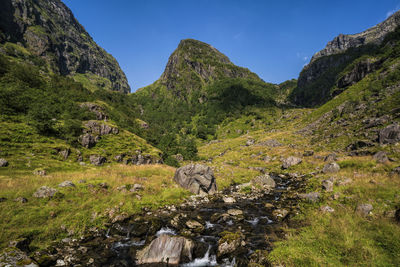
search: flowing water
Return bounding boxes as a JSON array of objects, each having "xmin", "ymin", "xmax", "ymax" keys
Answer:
[{"xmin": 54, "ymin": 173, "xmax": 306, "ymax": 266}]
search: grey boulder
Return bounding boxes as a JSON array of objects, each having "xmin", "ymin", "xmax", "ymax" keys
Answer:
[
  {"xmin": 90, "ymin": 155, "xmax": 106, "ymax": 166},
  {"xmin": 322, "ymin": 162, "xmax": 340, "ymax": 173},
  {"xmin": 33, "ymin": 186, "xmax": 58, "ymax": 198},
  {"xmin": 0, "ymin": 158, "xmax": 8, "ymax": 167},
  {"xmin": 136, "ymin": 234, "xmax": 194, "ymax": 265},
  {"xmin": 174, "ymin": 164, "xmax": 217, "ymax": 195},
  {"xmin": 373, "ymin": 151, "xmax": 389, "ymax": 163},
  {"xmin": 282, "ymin": 156, "xmax": 302, "ymax": 169},
  {"xmin": 252, "ymin": 174, "xmax": 276, "ymax": 188},
  {"xmin": 379, "ymin": 123, "xmax": 400, "ymax": 144}
]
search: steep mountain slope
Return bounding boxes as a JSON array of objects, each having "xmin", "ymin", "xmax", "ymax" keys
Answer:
[
  {"xmin": 0, "ymin": 0, "xmax": 130, "ymax": 93},
  {"xmin": 132, "ymin": 39, "xmax": 282, "ymax": 164},
  {"xmin": 138, "ymin": 39, "xmax": 263, "ymax": 98},
  {"xmin": 290, "ymin": 11, "xmax": 400, "ymax": 106}
]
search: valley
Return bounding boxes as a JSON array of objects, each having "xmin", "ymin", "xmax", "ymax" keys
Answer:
[{"xmin": 0, "ymin": 0, "xmax": 400, "ymax": 266}]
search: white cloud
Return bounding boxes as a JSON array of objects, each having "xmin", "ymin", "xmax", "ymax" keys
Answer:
[
  {"xmin": 234, "ymin": 32, "xmax": 242, "ymax": 40},
  {"xmin": 386, "ymin": 10, "xmax": 396, "ymax": 18},
  {"xmin": 303, "ymin": 56, "xmax": 309, "ymax": 61}
]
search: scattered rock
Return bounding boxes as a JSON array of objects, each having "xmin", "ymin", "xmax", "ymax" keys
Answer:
[
  {"xmin": 227, "ymin": 209, "xmax": 243, "ymax": 216},
  {"xmin": 336, "ymin": 178, "xmax": 353, "ymax": 186},
  {"xmin": 0, "ymin": 158, "xmax": 9, "ymax": 167},
  {"xmin": 98, "ymin": 182, "xmax": 109, "ymax": 189},
  {"xmin": 356, "ymin": 203, "xmax": 373, "ymax": 217},
  {"xmin": 114, "ymin": 154, "xmax": 124, "ymax": 162},
  {"xmin": 322, "ymin": 162, "xmax": 340, "ymax": 173},
  {"xmin": 379, "ymin": 123, "xmax": 400, "ymax": 144},
  {"xmin": 252, "ymin": 174, "xmax": 276, "ymax": 188},
  {"xmin": 324, "ymin": 153, "xmax": 337, "ymax": 162},
  {"xmin": 89, "ymin": 155, "xmax": 106, "ymax": 166},
  {"xmin": 373, "ymin": 151, "xmax": 389, "ymax": 163},
  {"xmin": 263, "ymin": 156, "xmax": 272, "ymax": 162},
  {"xmin": 58, "ymin": 181, "xmax": 75, "ymax": 188},
  {"xmin": 246, "ymin": 139, "xmax": 255, "ymax": 146},
  {"xmin": 217, "ymin": 232, "xmax": 244, "ymax": 257},
  {"xmin": 185, "ymin": 220, "xmax": 204, "ymax": 232},
  {"xmin": 78, "ymin": 179, "xmax": 86, "ymax": 184},
  {"xmin": 303, "ymin": 150, "xmax": 314, "ymax": 157},
  {"xmin": 33, "ymin": 186, "xmax": 58, "ymax": 198},
  {"xmin": 257, "ymin": 139, "xmax": 282, "ymax": 147},
  {"xmin": 174, "ymin": 164, "xmax": 217, "ymax": 195},
  {"xmin": 0, "ymin": 247, "xmax": 38, "ymax": 267},
  {"xmin": 136, "ymin": 234, "xmax": 194, "ymax": 265},
  {"xmin": 392, "ymin": 166, "xmax": 400, "ymax": 175},
  {"xmin": 282, "ymin": 156, "xmax": 302, "ymax": 169},
  {"xmin": 320, "ymin": 205, "xmax": 335, "ymax": 213},
  {"xmin": 298, "ymin": 192, "xmax": 320, "ymax": 202},
  {"xmin": 79, "ymin": 133, "xmax": 98, "ymax": 148},
  {"xmin": 329, "ymin": 192, "xmax": 340, "ymax": 200},
  {"xmin": 322, "ymin": 179, "xmax": 334, "ymax": 192},
  {"xmin": 223, "ymin": 196, "xmax": 236, "ymax": 203},
  {"xmin": 14, "ymin": 197, "xmax": 28, "ymax": 203},
  {"xmin": 33, "ymin": 169, "xmax": 46, "ymax": 176},
  {"xmin": 272, "ymin": 209, "xmax": 289, "ymax": 220},
  {"xmin": 59, "ymin": 149, "xmax": 70, "ymax": 160},
  {"xmin": 173, "ymin": 154, "xmax": 184, "ymax": 162},
  {"xmin": 346, "ymin": 140, "xmax": 374, "ymax": 151}
]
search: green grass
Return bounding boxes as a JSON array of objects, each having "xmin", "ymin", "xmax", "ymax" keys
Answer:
[{"xmin": 0, "ymin": 164, "xmax": 189, "ymax": 250}]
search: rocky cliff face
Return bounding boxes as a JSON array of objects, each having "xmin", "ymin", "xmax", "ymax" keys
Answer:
[
  {"xmin": 0, "ymin": 0, "xmax": 130, "ymax": 93},
  {"xmin": 311, "ymin": 11, "xmax": 400, "ymax": 62},
  {"xmin": 291, "ymin": 11, "xmax": 400, "ymax": 107},
  {"xmin": 147, "ymin": 39, "xmax": 262, "ymax": 97}
]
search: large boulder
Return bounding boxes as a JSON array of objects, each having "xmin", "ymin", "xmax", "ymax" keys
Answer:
[
  {"xmin": 373, "ymin": 151, "xmax": 389, "ymax": 163},
  {"xmin": 217, "ymin": 232, "xmax": 244, "ymax": 258},
  {"xmin": 0, "ymin": 158, "xmax": 8, "ymax": 167},
  {"xmin": 79, "ymin": 133, "xmax": 98, "ymax": 148},
  {"xmin": 282, "ymin": 156, "xmax": 302, "ymax": 169},
  {"xmin": 322, "ymin": 162, "xmax": 340, "ymax": 173},
  {"xmin": 89, "ymin": 155, "xmax": 106, "ymax": 166},
  {"xmin": 379, "ymin": 123, "xmax": 400, "ymax": 144},
  {"xmin": 33, "ymin": 186, "xmax": 58, "ymax": 198},
  {"xmin": 174, "ymin": 164, "xmax": 217, "ymax": 195},
  {"xmin": 136, "ymin": 234, "xmax": 194, "ymax": 265},
  {"xmin": 252, "ymin": 174, "xmax": 276, "ymax": 188}
]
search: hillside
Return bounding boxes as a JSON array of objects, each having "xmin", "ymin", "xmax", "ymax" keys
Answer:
[
  {"xmin": 290, "ymin": 11, "xmax": 400, "ymax": 107},
  {"xmin": 0, "ymin": 0, "xmax": 130, "ymax": 93},
  {"xmin": 0, "ymin": 2, "xmax": 400, "ymax": 267}
]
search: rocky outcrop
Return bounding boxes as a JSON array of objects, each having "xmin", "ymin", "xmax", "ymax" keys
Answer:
[
  {"xmin": 79, "ymin": 103, "xmax": 108, "ymax": 120},
  {"xmin": 379, "ymin": 123, "xmax": 400, "ymax": 144},
  {"xmin": 337, "ymin": 58, "xmax": 381, "ymax": 88},
  {"xmin": 0, "ymin": 247, "xmax": 38, "ymax": 267},
  {"xmin": 174, "ymin": 164, "xmax": 217, "ymax": 195},
  {"xmin": 311, "ymin": 11, "xmax": 400, "ymax": 62},
  {"xmin": 78, "ymin": 121, "xmax": 118, "ymax": 148},
  {"xmin": 136, "ymin": 234, "xmax": 194, "ymax": 265},
  {"xmin": 322, "ymin": 162, "xmax": 340, "ymax": 173},
  {"xmin": 291, "ymin": 11, "xmax": 400, "ymax": 107},
  {"xmin": 0, "ymin": 0, "xmax": 130, "ymax": 93}
]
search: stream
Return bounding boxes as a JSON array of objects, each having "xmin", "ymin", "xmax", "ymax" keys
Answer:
[{"xmin": 50, "ymin": 173, "xmax": 306, "ymax": 266}]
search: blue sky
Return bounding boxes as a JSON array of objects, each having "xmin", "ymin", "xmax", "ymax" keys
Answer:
[{"xmin": 63, "ymin": 0, "xmax": 400, "ymax": 92}]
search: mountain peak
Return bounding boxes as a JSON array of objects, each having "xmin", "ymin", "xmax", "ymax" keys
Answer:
[{"xmin": 158, "ymin": 39, "xmax": 259, "ymax": 94}]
